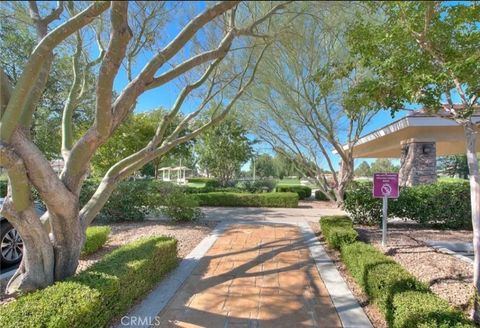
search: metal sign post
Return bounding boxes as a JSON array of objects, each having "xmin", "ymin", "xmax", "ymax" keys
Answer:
[
  {"xmin": 373, "ymin": 173, "xmax": 399, "ymax": 247},
  {"xmin": 382, "ymin": 196, "xmax": 388, "ymax": 246}
]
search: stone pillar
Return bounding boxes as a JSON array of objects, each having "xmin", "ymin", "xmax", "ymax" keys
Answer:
[{"xmin": 399, "ymin": 139, "xmax": 437, "ymax": 186}]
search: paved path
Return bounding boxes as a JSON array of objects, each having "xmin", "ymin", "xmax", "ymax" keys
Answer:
[
  {"xmin": 155, "ymin": 223, "xmax": 341, "ymax": 327},
  {"xmin": 201, "ymin": 206, "xmax": 345, "ymax": 223},
  {"xmin": 122, "ymin": 206, "xmax": 371, "ymax": 328}
]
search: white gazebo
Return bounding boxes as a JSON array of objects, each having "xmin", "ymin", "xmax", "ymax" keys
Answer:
[
  {"xmin": 158, "ymin": 167, "xmax": 172, "ymax": 181},
  {"xmin": 171, "ymin": 166, "xmax": 190, "ymax": 185}
]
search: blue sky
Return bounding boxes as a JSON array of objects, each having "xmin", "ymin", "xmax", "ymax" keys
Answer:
[
  {"xmin": 107, "ymin": 2, "xmax": 408, "ymax": 172},
  {"xmin": 108, "ymin": 1, "xmax": 475, "ymax": 172}
]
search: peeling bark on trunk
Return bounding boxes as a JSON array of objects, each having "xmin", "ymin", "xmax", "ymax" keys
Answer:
[{"xmin": 465, "ymin": 122, "xmax": 480, "ymax": 322}]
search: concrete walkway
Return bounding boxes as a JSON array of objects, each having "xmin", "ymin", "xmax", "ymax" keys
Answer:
[
  {"xmin": 120, "ymin": 207, "xmax": 371, "ymax": 328},
  {"xmin": 201, "ymin": 205, "xmax": 345, "ymax": 223},
  {"xmin": 155, "ymin": 223, "xmax": 342, "ymax": 327}
]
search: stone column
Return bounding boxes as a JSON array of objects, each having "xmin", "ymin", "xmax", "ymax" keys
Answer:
[{"xmin": 399, "ymin": 139, "xmax": 437, "ymax": 186}]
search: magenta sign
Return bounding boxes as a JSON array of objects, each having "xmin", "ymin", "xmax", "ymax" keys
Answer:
[{"xmin": 373, "ymin": 173, "xmax": 399, "ymax": 198}]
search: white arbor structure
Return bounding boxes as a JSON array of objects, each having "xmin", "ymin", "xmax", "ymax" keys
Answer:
[
  {"xmin": 159, "ymin": 167, "xmax": 172, "ymax": 181},
  {"xmin": 158, "ymin": 166, "xmax": 190, "ymax": 184}
]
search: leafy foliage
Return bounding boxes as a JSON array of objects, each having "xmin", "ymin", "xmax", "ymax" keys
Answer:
[
  {"xmin": 91, "ymin": 110, "xmax": 193, "ymax": 177},
  {"xmin": 341, "ymin": 241, "xmax": 471, "ymax": 327},
  {"xmin": 276, "ymin": 185, "xmax": 312, "ymax": 200},
  {"xmin": 0, "ymin": 180, "xmax": 6, "ymax": 197},
  {"xmin": 348, "ymin": 2, "xmax": 479, "ymax": 115},
  {"xmin": 195, "ymin": 111, "xmax": 253, "ymax": 186},
  {"xmin": 235, "ymin": 179, "xmax": 277, "ymax": 193},
  {"xmin": 343, "ymin": 181, "xmax": 472, "ymax": 229},
  {"xmin": 0, "ymin": 237, "xmax": 177, "ymax": 328},
  {"xmin": 81, "ymin": 226, "xmax": 111, "ymax": 256},
  {"xmin": 320, "ymin": 216, "xmax": 358, "ymax": 250},
  {"xmin": 161, "ymin": 190, "xmax": 203, "ymax": 222},
  {"xmin": 438, "ymin": 155, "xmax": 472, "ymax": 179}
]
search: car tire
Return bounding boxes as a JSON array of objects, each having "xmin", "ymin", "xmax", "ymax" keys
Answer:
[{"xmin": 1, "ymin": 221, "xmax": 23, "ymax": 266}]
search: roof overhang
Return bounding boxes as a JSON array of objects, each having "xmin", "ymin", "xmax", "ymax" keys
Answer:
[{"xmin": 345, "ymin": 114, "xmax": 480, "ymax": 158}]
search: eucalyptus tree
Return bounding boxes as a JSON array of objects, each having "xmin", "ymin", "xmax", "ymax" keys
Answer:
[
  {"xmin": 243, "ymin": 5, "xmax": 377, "ymax": 203},
  {"xmin": 0, "ymin": 1, "xmax": 292, "ymax": 293},
  {"xmin": 347, "ymin": 1, "xmax": 480, "ymax": 320}
]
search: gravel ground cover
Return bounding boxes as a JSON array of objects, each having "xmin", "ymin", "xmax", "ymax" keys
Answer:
[
  {"xmin": 357, "ymin": 223, "xmax": 474, "ymax": 312},
  {"xmin": 1, "ymin": 220, "xmax": 216, "ymax": 305}
]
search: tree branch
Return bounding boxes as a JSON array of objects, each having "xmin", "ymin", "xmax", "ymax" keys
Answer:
[{"xmin": 0, "ymin": 1, "xmax": 110, "ymax": 142}]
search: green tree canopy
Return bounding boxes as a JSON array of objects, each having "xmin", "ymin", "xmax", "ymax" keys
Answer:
[{"xmin": 195, "ymin": 110, "xmax": 253, "ymax": 186}]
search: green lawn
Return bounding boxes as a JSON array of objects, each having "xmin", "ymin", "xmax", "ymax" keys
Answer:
[
  {"xmin": 187, "ymin": 182, "xmax": 206, "ymax": 188},
  {"xmin": 276, "ymin": 178, "xmax": 302, "ymax": 186},
  {"xmin": 437, "ymin": 176, "xmax": 468, "ymax": 183}
]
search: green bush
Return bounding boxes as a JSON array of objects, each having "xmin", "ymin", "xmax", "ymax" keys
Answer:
[
  {"xmin": 80, "ymin": 179, "xmax": 172, "ymax": 223},
  {"xmin": 315, "ymin": 190, "xmax": 331, "ymax": 201},
  {"xmin": 161, "ymin": 190, "xmax": 204, "ymax": 222},
  {"xmin": 392, "ymin": 291, "xmax": 471, "ymax": 328},
  {"xmin": 341, "ymin": 242, "xmax": 471, "ymax": 328},
  {"xmin": 236, "ymin": 179, "xmax": 277, "ymax": 193},
  {"xmin": 342, "ymin": 182, "xmax": 382, "ymax": 225},
  {"xmin": 394, "ymin": 182, "xmax": 471, "ymax": 229},
  {"xmin": 81, "ymin": 226, "xmax": 111, "ymax": 256},
  {"xmin": 343, "ymin": 181, "xmax": 471, "ymax": 229},
  {"xmin": 326, "ymin": 227, "xmax": 358, "ymax": 250},
  {"xmin": 0, "ymin": 236, "xmax": 178, "ymax": 328},
  {"xmin": 276, "ymin": 185, "xmax": 312, "ymax": 200},
  {"xmin": 0, "ymin": 180, "xmax": 6, "ymax": 197},
  {"xmin": 195, "ymin": 192, "xmax": 298, "ymax": 208},
  {"xmin": 320, "ymin": 216, "xmax": 357, "ymax": 249}
]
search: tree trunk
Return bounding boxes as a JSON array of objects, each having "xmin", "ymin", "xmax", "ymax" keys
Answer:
[
  {"xmin": 465, "ymin": 122, "xmax": 480, "ymax": 323},
  {"xmin": 48, "ymin": 212, "xmax": 84, "ymax": 280},
  {"xmin": 5, "ymin": 207, "xmax": 55, "ymax": 294}
]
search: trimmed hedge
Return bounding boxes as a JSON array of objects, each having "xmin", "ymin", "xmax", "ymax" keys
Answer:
[
  {"xmin": 0, "ymin": 180, "xmax": 6, "ymax": 197},
  {"xmin": 341, "ymin": 242, "xmax": 471, "ymax": 327},
  {"xmin": 343, "ymin": 181, "xmax": 471, "ymax": 229},
  {"xmin": 276, "ymin": 185, "xmax": 312, "ymax": 200},
  {"xmin": 315, "ymin": 190, "xmax": 331, "ymax": 201},
  {"xmin": 195, "ymin": 192, "xmax": 298, "ymax": 208},
  {"xmin": 0, "ymin": 236, "xmax": 178, "ymax": 328},
  {"xmin": 320, "ymin": 216, "xmax": 471, "ymax": 327},
  {"xmin": 320, "ymin": 216, "xmax": 358, "ymax": 249},
  {"xmin": 81, "ymin": 226, "xmax": 111, "ymax": 256}
]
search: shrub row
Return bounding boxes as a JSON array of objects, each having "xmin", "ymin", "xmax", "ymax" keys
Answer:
[
  {"xmin": 194, "ymin": 192, "xmax": 298, "ymax": 208},
  {"xmin": 276, "ymin": 185, "xmax": 312, "ymax": 200},
  {"xmin": 81, "ymin": 179, "xmax": 200, "ymax": 223},
  {"xmin": 343, "ymin": 181, "xmax": 471, "ymax": 229},
  {"xmin": 81, "ymin": 226, "xmax": 111, "ymax": 256},
  {"xmin": 319, "ymin": 215, "xmax": 471, "ymax": 327},
  {"xmin": 0, "ymin": 236, "xmax": 178, "ymax": 328},
  {"xmin": 315, "ymin": 190, "xmax": 331, "ymax": 201},
  {"xmin": 341, "ymin": 242, "xmax": 471, "ymax": 327},
  {"xmin": 319, "ymin": 216, "xmax": 358, "ymax": 249}
]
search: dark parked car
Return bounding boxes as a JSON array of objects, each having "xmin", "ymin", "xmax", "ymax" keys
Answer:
[{"xmin": 0, "ymin": 198, "xmax": 45, "ymax": 266}]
